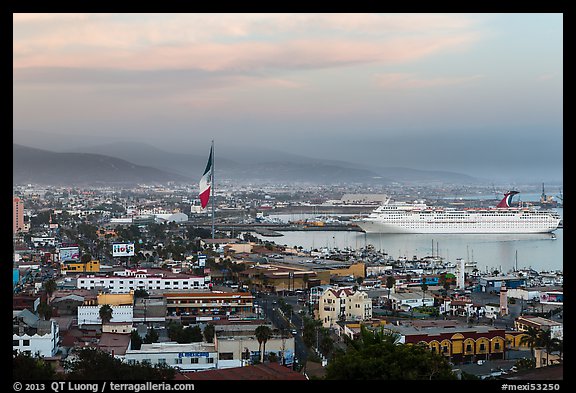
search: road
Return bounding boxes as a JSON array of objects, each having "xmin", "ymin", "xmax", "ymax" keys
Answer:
[{"xmin": 254, "ymin": 293, "xmax": 308, "ymax": 367}]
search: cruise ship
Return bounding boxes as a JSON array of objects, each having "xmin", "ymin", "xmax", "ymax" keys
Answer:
[{"xmin": 354, "ymin": 191, "xmax": 561, "ymax": 234}]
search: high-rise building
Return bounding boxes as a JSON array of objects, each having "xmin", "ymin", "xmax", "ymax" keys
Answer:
[{"xmin": 13, "ymin": 196, "xmax": 24, "ymax": 234}]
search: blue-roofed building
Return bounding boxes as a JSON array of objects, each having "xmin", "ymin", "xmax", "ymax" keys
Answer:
[
  {"xmin": 13, "ymin": 269, "xmax": 20, "ymax": 287},
  {"xmin": 478, "ymin": 276, "xmax": 527, "ymax": 294}
]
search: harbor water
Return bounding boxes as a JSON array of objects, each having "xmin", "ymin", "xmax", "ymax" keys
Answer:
[{"xmin": 255, "ymin": 205, "xmax": 563, "ymax": 273}]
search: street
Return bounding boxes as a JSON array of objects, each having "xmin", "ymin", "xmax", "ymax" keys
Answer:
[{"xmin": 254, "ymin": 292, "xmax": 308, "ymax": 366}]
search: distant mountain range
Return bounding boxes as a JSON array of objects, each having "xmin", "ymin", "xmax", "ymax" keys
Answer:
[
  {"xmin": 12, "ymin": 141, "xmax": 479, "ymax": 186},
  {"xmin": 13, "ymin": 144, "xmax": 190, "ymax": 185}
]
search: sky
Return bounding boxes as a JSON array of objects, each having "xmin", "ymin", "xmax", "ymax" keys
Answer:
[{"xmin": 13, "ymin": 13, "xmax": 563, "ymax": 182}]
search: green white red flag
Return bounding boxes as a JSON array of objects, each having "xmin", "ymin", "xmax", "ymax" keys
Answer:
[{"xmin": 199, "ymin": 144, "xmax": 213, "ymax": 209}]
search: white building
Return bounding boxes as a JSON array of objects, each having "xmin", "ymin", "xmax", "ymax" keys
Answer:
[
  {"xmin": 318, "ymin": 288, "xmax": 372, "ymax": 328},
  {"xmin": 212, "ymin": 320, "xmax": 295, "ymax": 368},
  {"xmin": 76, "ymin": 269, "xmax": 209, "ymax": 293},
  {"xmin": 13, "ymin": 309, "xmax": 60, "ymax": 357},
  {"xmin": 506, "ymin": 287, "xmax": 541, "ymax": 302},
  {"xmin": 124, "ymin": 342, "xmax": 217, "ymax": 371},
  {"xmin": 77, "ymin": 305, "xmax": 133, "ymax": 326},
  {"xmin": 388, "ymin": 290, "xmax": 434, "ymax": 312}
]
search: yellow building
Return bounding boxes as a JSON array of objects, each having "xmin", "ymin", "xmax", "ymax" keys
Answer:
[
  {"xmin": 61, "ymin": 259, "xmax": 100, "ymax": 273},
  {"xmin": 393, "ymin": 325, "xmax": 507, "ymax": 363},
  {"xmin": 97, "ymin": 291, "xmax": 134, "ymax": 306}
]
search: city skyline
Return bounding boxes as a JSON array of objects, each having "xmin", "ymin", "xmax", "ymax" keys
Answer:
[{"xmin": 13, "ymin": 13, "xmax": 563, "ymax": 182}]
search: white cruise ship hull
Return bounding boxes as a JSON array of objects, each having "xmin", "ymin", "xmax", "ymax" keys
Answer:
[{"xmin": 355, "ymin": 219, "xmax": 560, "ymax": 234}]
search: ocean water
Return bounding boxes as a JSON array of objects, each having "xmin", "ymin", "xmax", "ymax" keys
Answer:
[{"xmin": 256, "ymin": 206, "xmax": 563, "ymax": 273}]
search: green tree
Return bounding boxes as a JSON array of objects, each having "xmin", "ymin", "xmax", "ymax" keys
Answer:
[
  {"xmin": 134, "ymin": 289, "xmax": 149, "ymax": 299},
  {"xmin": 386, "ymin": 276, "xmax": 396, "ymax": 302},
  {"xmin": 519, "ymin": 326, "xmax": 541, "ymax": 362},
  {"xmin": 325, "ymin": 326, "xmax": 456, "ymax": 380},
  {"xmin": 64, "ymin": 348, "xmax": 174, "ymax": 380},
  {"xmin": 255, "ymin": 325, "xmax": 272, "ymax": 363},
  {"xmin": 130, "ymin": 330, "xmax": 143, "ymax": 350},
  {"xmin": 203, "ymin": 324, "xmax": 215, "ymax": 343},
  {"xmin": 144, "ymin": 327, "xmax": 159, "ymax": 344},
  {"xmin": 537, "ymin": 329, "xmax": 561, "ymax": 366},
  {"xmin": 99, "ymin": 304, "xmax": 113, "ymax": 324},
  {"xmin": 44, "ymin": 279, "xmax": 57, "ymax": 302},
  {"xmin": 420, "ymin": 277, "xmax": 429, "ymax": 300},
  {"xmin": 37, "ymin": 301, "xmax": 53, "ymax": 321},
  {"xmin": 13, "ymin": 350, "xmax": 57, "ymax": 380},
  {"xmin": 81, "ymin": 253, "xmax": 92, "ymax": 264}
]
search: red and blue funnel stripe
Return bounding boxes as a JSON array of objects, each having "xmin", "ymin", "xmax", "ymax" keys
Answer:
[{"xmin": 496, "ymin": 191, "xmax": 519, "ymax": 208}]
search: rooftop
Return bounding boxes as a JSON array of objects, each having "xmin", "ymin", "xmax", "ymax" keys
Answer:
[{"xmin": 175, "ymin": 362, "xmax": 307, "ymax": 380}]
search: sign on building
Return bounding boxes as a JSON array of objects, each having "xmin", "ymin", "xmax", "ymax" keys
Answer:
[
  {"xmin": 112, "ymin": 243, "xmax": 135, "ymax": 257},
  {"xmin": 60, "ymin": 246, "xmax": 80, "ymax": 261}
]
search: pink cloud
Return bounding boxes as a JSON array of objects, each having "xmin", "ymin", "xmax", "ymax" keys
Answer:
[{"xmin": 13, "ymin": 13, "xmax": 480, "ymax": 72}]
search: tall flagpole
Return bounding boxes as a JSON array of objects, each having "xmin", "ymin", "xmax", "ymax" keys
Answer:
[{"xmin": 211, "ymin": 140, "xmax": 215, "ymax": 239}]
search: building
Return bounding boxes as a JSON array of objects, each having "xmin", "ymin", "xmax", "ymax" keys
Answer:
[
  {"xmin": 384, "ymin": 321, "xmax": 506, "ymax": 364},
  {"xmin": 439, "ymin": 298, "xmax": 485, "ymax": 318},
  {"xmin": 239, "ymin": 264, "xmax": 321, "ymax": 293},
  {"xmin": 478, "ymin": 276, "xmax": 527, "ymax": 293},
  {"xmin": 124, "ymin": 342, "xmax": 218, "ymax": 372},
  {"xmin": 176, "ymin": 362, "xmax": 307, "ymax": 380},
  {"xmin": 133, "ymin": 296, "xmax": 167, "ymax": 323},
  {"xmin": 61, "ymin": 259, "xmax": 101, "ymax": 273},
  {"xmin": 77, "ymin": 305, "xmax": 133, "ymax": 327},
  {"xmin": 318, "ymin": 288, "xmax": 372, "ymax": 328},
  {"xmin": 214, "ymin": 322, "xmax": 295, "ymax": 368},
  {"xmin": 76, "ymin": 268, "xmax": 209, "ymax": 293},
  {"xmin": 13, "ymin": 309, "xmax": 60, "ymax": 357},
  {"xmin": 50, "ymin": 294, "xmax": 86, "ymax": 316},
  {"xmin": 515, "ymin": 315, "xmax": 563, "ymax": 340},
  {"xmin": 163, "ymin": 291, "xmax": 254, "ymax": 320},
  {"xmin": 388, "ymin": 289, "xmax": 434, "ymax": 312},
  {"xmin": 98, "ymin": 332, "xmax": 131, "ymax": 358},
  {"xmin": 309, "ymin": 284, "xmax": 334, "ymax": 305},
  {"xmin": 13, "ymin": 196, "xmax": 24, "ymax": 234},
  {"xmin": 97, "ymin": 292, "xmax": 134, "ymax": 306}
]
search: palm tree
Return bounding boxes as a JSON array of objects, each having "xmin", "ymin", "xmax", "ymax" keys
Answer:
[
  {"xmin": 386, "ymin": 276, "xmax": 396, "ymax": 303},
  {"xmin": 420, "ymin": 277, "xmax": 429, "ymax": 303},
  {"xmin": 254, "ymin": 325, "xmax": 272, "ymax": 363},
  {"xmin": 44, "ymin": 279, "xmax": 57, "ymax": 303},
  {"xmin": 537, "ymin": 329, "xmax": 560, "ymax": 367},
  {"xmin": 37, "ymin": 302, "xmax": 53, "ymax": 321},
  {"xmin": 99, "ymin": 304, "xmax": 113, "ymax": 324},
  {"xmin": 519, "ymin": 326, "xmax": 541, "ymax": 362}
]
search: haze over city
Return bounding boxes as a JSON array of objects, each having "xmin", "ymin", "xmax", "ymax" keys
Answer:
[{"xmin": 13, "ymin": 13, "xmax": 562, "ymax": 183}]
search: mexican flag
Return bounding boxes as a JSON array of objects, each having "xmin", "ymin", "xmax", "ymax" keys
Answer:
[{"xmin": 199, "ymin": 144, "xmax": 213, "ymax": 209}]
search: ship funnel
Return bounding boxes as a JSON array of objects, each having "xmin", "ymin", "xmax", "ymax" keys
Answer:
[{"xmin": 496, "ymin": 191, "xmax": 519, "ymax": 208}]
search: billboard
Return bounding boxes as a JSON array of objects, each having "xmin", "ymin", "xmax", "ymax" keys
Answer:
[
  {"xmin": 60, "ymin": 246, "xmax": 80, "ymax": 261},
  {"xmin": 113, "ymin": 243, "xmax": 135, "ymax": 257}
]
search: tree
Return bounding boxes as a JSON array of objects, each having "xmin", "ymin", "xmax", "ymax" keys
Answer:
[
  {"xmin": 386, "ymin": 276, "xmax": 396, "ymax": 302},
  {"xmin": 420, "ymin": 277, "xmax": 429, "ymax": 300},
  {"xmin": 144, "ymin": 327, "xmax": 159, "ymax": 344},
  {"xmin": 44, "ymin": 279, "xmax": 57, "ymax": 302},
  {"xmin": 13, "ymin": 350, "xmax": 57, "ymax": 380},
  {"xmin": 325, "ymin": 326, "xmax": 456, "ymax": 380},
  {"xmin": 203, "ymin": 324, "xmax": 215, "ymax": 343},
  {"xmin": 537, "ymin": 329, "xmax": 561, "ymax": 366},
  {"xmin": 134, "ymin": 289, "xmax": 149, "ymax": 299},
  {"xmin": 64, "ymin": 348, "xmax": 174, "ymax": 380},
  {"xmin": 81, "ymin": 253, "xmax": 92, "ymax": 264},
  {"xmin": 37, "ymin": 302, "xmax": 53, "ymax": 321},
  {"xmin": 130, "ymin": 330, "xmax": 143, "ymax": 350},
  {"xmin": 99, "ymin": 304, "xmax": 113, "ymax": 324},
  {"xmin": 255, "ymin": 325, "xmax": 272, "ymax": 363},
  {"xmin": 519, "ymin": 326, "xmax": 541, "ymax": 362}
]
